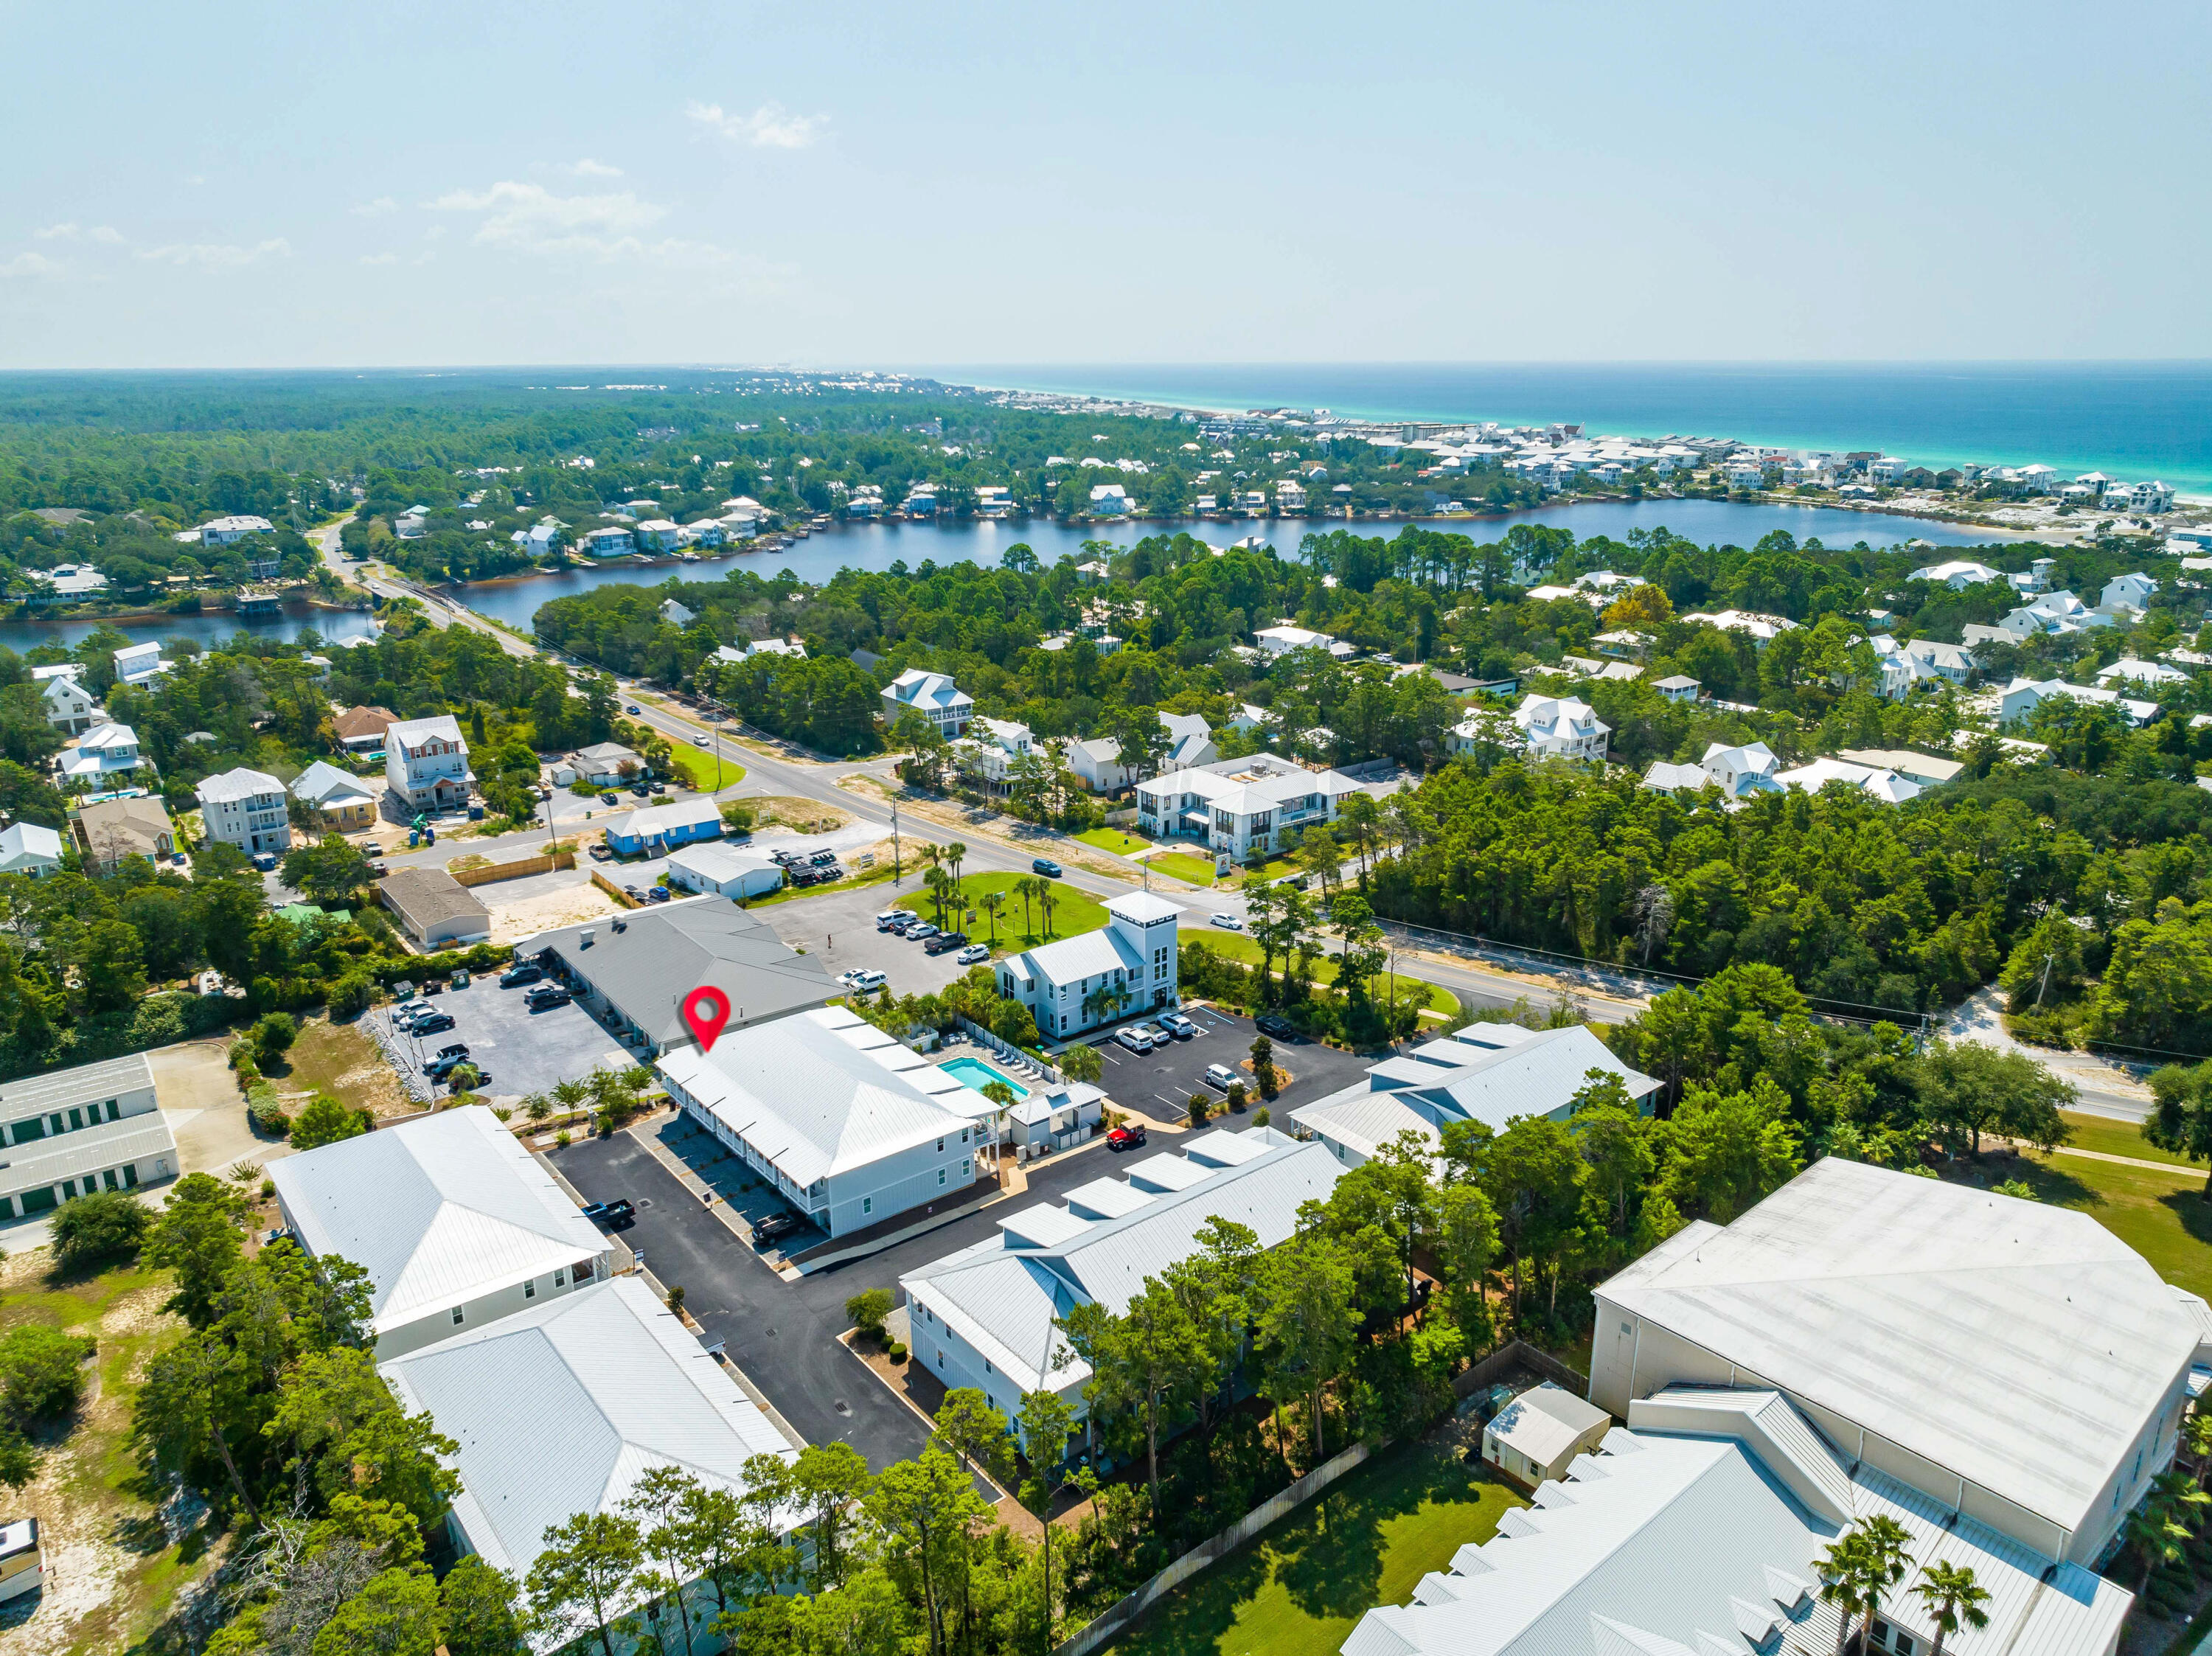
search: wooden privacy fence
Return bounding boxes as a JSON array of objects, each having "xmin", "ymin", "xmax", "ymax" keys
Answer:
[
  {"xmin": 449, "ymin": 849, "xmax": 575, "ymax": 888},
  {"xmin": 1451, "ymin": 1338, "xmax": 1590, "ymax": 1401},
  {"xmin": 1052, "ymin": 1442, "xmax": 1371, "ymax": 1656}
]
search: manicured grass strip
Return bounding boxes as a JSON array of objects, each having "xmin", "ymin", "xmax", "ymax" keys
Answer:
[
  {"xmin": 1187, "ymin": 935, "xmax": 1458, "ymax": 1014},
  {"xmin": 2059, "ymin": 1109, "xmax": 2194, "ymax": 1169},
  {"xmin": 1079, "ymin": 827, "xmax": 1153, "ymax": 857},
  {"xmin": 914, "ymin": 870, "xmax": 1110, "ymax": 950},
  {"xmin": 664, "ymin": 740, "xmax": 747, "ymax": 791},
  {"xmin": 2005, "ymin": 1152, "xmax": 2212, "ymax": 1299},
  {"xmin": 1148, "ymin": 852, "xmax": 1217, "ymax": 887},
  {"xmin": 1100, "ymin": 1443, "xmax": 1523, "ymax": 1656},
  {"xmin": 746, "ymin": 860, "xmax": 904, "ymax": 907}
]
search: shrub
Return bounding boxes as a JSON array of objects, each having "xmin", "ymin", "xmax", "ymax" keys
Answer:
[
  {"xmin": 1188, "ymin": 1091, "xmax": 1211, "ymax": 1126},
  {"xmin": 667, "ymin": 1285, "xmax": 686, "ymax": 1316},
  {"xmin": 327, "ymin": 973, "xmax": 375, "ymax": 1020},
  {"xmin": 250, "ymin": 1012, "xmax": 299, "ymax": 1065},
  {"xmin": 1225, "ymin": 1080, "xmax": 1248, "ymax": 1113},
  {"xmin": 246, "ymin": 1082, "xmax": 290, "ymax": 1136},
  {"xmin": 289, "ymin": 1093, "xmax": 372, "ymax": 1150},
  {"xmin": 1253, "ymin": 1106, "xmax": 1270, "ymax": 1127},
  {"xmin": 0, "ymin": 1326, "xmax": 96, "ymax": 1427},
  {"xmin": 49, "ymin": 1189, "xmax": 150, "ymax": 1270},
  {"xmin": 554, "ymin": 1129, "xmax": 572, "ymax": 1147},
  {"xmin": 886, "ymin": 1340, "xmax": 908, "ymax": 1363},
  {"xmin": 846, "ymin": 1287, "xmax": 894, "ymax": 1340}
]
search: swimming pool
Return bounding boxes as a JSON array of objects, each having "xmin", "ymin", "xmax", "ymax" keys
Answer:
[{"xmin": 939, "ymin": 1056, "xmax": 1028, "ymax": 1098}]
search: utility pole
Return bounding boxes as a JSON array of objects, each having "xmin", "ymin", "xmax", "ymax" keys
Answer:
[{"xmin": 891, "ymin": 799, "xmax": 902, "ymax": 882}]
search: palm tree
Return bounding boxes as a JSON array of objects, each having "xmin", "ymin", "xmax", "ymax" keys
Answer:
[
  {"xmin": 2128, "ymin": 1469, "xmax": 2211, "ymax": 1587},
  {"xmin": 979, "ymin": 890, "xmax": 1006, "ymax": 943},
  {"xmin": 1014, "ymin": 875, "xmax": 1041, "ymax": 939},
  {"xmin": 945, "ymin": 840, "xmax": 967, "ymax": 894},
  {"xmin": 1818, "ymin": 1534, "xmax": 1874, "ymax": 1656},
  {"xmin": 1910, "ymin": 1562, "xmax": 1989, "ymax": 1656},
  {"xmin": 1039, "ymin": 880, "xmax": 1059, "ymax": 939},
  {"xmin": 1854, "ymin": 1517, "xmax": 1913, "ymax": 1655},
  {"xmin": 922, "ymin": 866, "xmax": 951, "ymax": 926}
]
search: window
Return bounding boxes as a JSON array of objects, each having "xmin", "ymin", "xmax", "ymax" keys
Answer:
[
  {"xmin": 863, "ymin": 1197, "xmax": 873, "ymax": 1215},
  {"xmin": 524, "ymin": 1279, "xmax": 537, "ymax": 1299},
  {"xmin": 939, "ymin": 1169, "xmax": 948, "ymax": 1186},
  {"xmin": 451, "ymin": 1307, "xmax": 465, "ymax": 1325},
  {"xmin": 961, "ymin": 1159, "xmax": 970, "ymax": 1179},
  {"xmin": 936, "ymin": 1137, "xmax": 945, "ymax": 1153},
  {"xmin": 573, "ymin": 1259, "xmax": 594, "ymax": 1282},
  {"xmin": 554, "ymin": 1268, "xmax": 566, "ymax": 1287}
]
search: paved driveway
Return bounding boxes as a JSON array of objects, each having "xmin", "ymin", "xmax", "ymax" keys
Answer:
[
  {"xmin": 757, "ymin": 880, "xmax": 992, "ymax": 1001},
  {"xmin": 549, "ymin": 1124, "xmax": 1121, "ymax": 1470},
  {"xmin": 1088, "ymin": 1005, "xmax": 1371, "ymax": 1122},
  {"xmin": 375, "ymin": 976, "xmax": 633, "ymax": 1102}
]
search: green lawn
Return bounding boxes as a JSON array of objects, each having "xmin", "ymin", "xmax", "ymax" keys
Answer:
[
  {"xmin": 1101, "ymin": 1444, "xmax": 1523, "ymax": 1656},
  {"xmin": 2059, "ymin": 1109, "xmax": 2194, "ymax": 1169},
  {"xmin": 1189, "ymin": 934, "xmax": 1459, "ymax": 1015},
  {"xmin": 1149, "ymin": 852, "xmax": 1218, "ymax": 887},
  {"xmin": 920, "ymin": 870, "xmax": 1110, "ymax": 949},
  {"xmin": 1079, "ymin": 827, "xmax": 1153, "ymax": 857},
  {"xmin": 1222, "ymin": 855, "xmax": 1301, "ymax": 888},
  {"xmin": 1997, "ymin": 1151, "xmax": 2212, "ymax": 1298},
  {"xmin": 664, "ymin": 741, "xmax": 747, "ymax": 791}
]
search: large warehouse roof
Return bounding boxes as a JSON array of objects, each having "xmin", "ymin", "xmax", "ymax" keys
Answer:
[
  {"xmin": 1597, "ymin": 1156, "xmax": 2203, "ymax": 1540},
  {"xmin": 268, "ymin": 1106, "xmax": 606, "ymax": 1335},
  {"xmin": 381, "ymin": 1276, "xmax": 796, "ymax": 1579}
]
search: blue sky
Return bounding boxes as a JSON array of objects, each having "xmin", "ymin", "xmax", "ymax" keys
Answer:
[{"xmin": 2, "ymin": 0, "xmax": 2208, "ymax": 369}]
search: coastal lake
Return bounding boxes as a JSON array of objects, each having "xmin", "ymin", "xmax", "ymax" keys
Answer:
[
  {"xmin": 445, "ymin": 498, "xmax": 2025, "ymax": 632},
  {"xmin": 0, "ymin": 602, "xmax": 382, "ymax": 655}
]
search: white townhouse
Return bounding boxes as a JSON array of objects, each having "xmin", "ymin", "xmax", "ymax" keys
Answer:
[
  {"xmin": 657, "ymin": 1004, "xmax": 1005, "ymax": 1240},
  {"xmin": 269, "ymin": 1106, "xmax": 613, "ymax": 1359},
  {"xmin": 633, "ymin": 518, "xmax": 682, "ymax": 552},
  {"xmin": 1512, "ymin": 694, "xmax": 1609, "ymax": 762},
  {"xmin": 952, "ymin": 717, "xmax": 1034, "ymax": 795},
  {"xmin": 192, "ymin": 514, "xmax": 274, "ymax": 546},
  {"xmin": 112, "ymin": 641, "xmax": 170, "ymax": 687},
  {"xmin": 1591, "ymin": 1157, "xmax": 2211, "ymax": 1572},
  {"xmin": 1088, "ymin": 483, "xmax": 1132, "ymax": 515},
  {"xmin": 579, "ymin": 525, "xmax": 635, "ymax": 557},
  {"xmin": 1999, "ymin": 676, "xmax": 2158, "ymax": 729},
  {"xmin": 1774, "ymin": 755, "xmax": 1921, "ymax": 804},
  {"xmin": 195, "ymin": 767, "xmax": 291, "ymax": 856},
  {"xmin": 2101, "ymin": 571, "xmax": 2159, "ymax": 614},
  {"xmin": 380, "ymin": 1276, "xmax": 799, "ymax": 1602},
  {"xmin": 995, "ymin": 890, "xmax": 1182, "ymax": 1038},
  {"xmin": 682, "ymin": 518, "xmax": 727, "ymax": 549},
  {"xmin": 900, "ymin": 1128, "xmax": 1343, "ymax": 1442},
  {"xmin": 880, "ymin": 669, "xmax": 973, "ymax": 739},
  {"xmin": 1253, "ymin": 623, "xmax": 1355, "ymax": 659},
  {"xmin": 658, "ymin": 599, "xmax": 697, "ymax": 626},
  {"xmin": 1292, "ymin": 1023, "xmax": 1658, "ymax": 1169},
  {"xmin": 32, "ymin": 667, "xmax": 95, "ymax": 734},
  {"xmin": 1643, "ymin": 739, "xmax": 1781, "ymax": 800},
  {"xmin": 1681, "ymin": 609, "xmax": 1801, "ymax": 647},
  {"xmin": 2096, "ymin": 656, "xmax": 2191, "ymax": 689},
  {"xmin": 1907, "ymin": 558, "xmax": 2003, "ymax": 588},
  {"xmin": 0, "ymin": 823, "xmax": 63, "ymax": 879},
  {"xmin": 0, "ymin": 1054, "xmax": 178, "ymax": 1221},
  {"xmin": 58, "ymin": 723, "xmax": 147, "ymax": 787},
  {"xmin": 383, "ymin": 714, "xmax": 472, "ymax": 815},
  {"xmin": 1983, "ymin": 589, "xmax": 2114, "ymax": 641},
  {"xmin": 1133, "ymin": 753, "xmax": 1364, "ymax": 863},
  {"xmin": 1064, "ymin": 712, "xmax": 1216, "ymax": 793}
]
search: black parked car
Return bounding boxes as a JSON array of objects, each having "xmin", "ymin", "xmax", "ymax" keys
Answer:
[
  {"xmin": 499, "ymin": 964, "xmax": 544, "ymax": 988},
  {"xmin": 1255, "ymin": 1013, "xmax": 1297, "ymax": 1040},
  {"xmin": 408, "ymin": 1011, "xmax": 456, "ymax": 1036},
  {"xmin": 525, "ymin": 984, "xmax": 572, "ymax": 1011},
  {"xmin": 581, "ymin": 1199, "xmax": 636, "ymax": 1228},
  {"xmin": 1032, "ymin": 857, "xmax": 1062, "ymax": 878},
  {"xmin": 752, "ymin": 1211, "xmax": 804, "ymax": 1247},
  {"xmin": 810, "ymin": 849, "xmax": 838, "ymax": 866},
  {"xmin": 922, "ymin": 931, "xmax": 965, "ymax": 955}
]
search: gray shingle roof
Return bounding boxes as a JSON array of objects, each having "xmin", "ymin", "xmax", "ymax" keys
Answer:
[
  {"xmin": 378, "ymin": 866, "xmax": 490, "ymax": 936},
  {"xmin": 524, "ymin": 897, "xmax": 834, "ymax": 1048}
]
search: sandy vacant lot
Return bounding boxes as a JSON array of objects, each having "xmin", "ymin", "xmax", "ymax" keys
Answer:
[{"xmin": 487, "ymin": 880, "xmax": 621, "ymax": 945}]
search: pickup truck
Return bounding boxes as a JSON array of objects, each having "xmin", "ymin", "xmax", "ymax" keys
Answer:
[{"xmin": 580, "ymin": 1199, "xmax": 636, "ymax": 1228}]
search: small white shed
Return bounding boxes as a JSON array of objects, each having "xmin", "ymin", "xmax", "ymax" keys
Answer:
[{"xmin": 1481, "ymin": 1382, "xmax": 1610, "ymax": 1487}]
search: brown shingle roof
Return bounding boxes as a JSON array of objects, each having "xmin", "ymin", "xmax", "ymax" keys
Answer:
[
  {"xmin": 335, "ymin": 705, "xmax": 398, "ymax": 741},
  {"xmin": 72, "ymin": 796, "xmax": 175, "ymax": 865},
  {"xmin": 378, "ymin": 866, "xmax": 490, "ymax": 939}
]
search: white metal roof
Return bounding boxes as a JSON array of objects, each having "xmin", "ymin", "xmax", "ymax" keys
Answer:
[
  {"xmin": 1004, "ymin": 924, "xmax": 1142, "ymax": 987},
  {"xmin": 1485, "ymin": 1382, "xmax": 1609, "ymax": 1467},
  {"xmin": 268, "ymin": 1107, "xmax": 608, "ymax": 1334},
  {"xmin": 901, "ymin": 1130, "xmax": 1342, "ymax": 1396},
  {"xmin": 655, "ymin": 1005, "xmax": 991, "ymax": 1188},
  {"xmin": 1597, "ymin": 1157, "xmax": 2202, "ymax": 1540},
  {"xmin": 0, "ymin": 1052, "xmax": 154, "ymax": 1118},
  {"xmin": 196, "ymin": 765, "xmax": 282, "ymax": 803},
  {"xmin": 380, "ymin": 1276, "xmax": 797, "ymax": 1581},
  {"xmin": 1343, "ymin": 1387, "xmax": 2131, "ymax": 1656}
]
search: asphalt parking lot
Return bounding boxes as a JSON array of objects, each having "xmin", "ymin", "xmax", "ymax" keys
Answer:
[
  {"xmin": 377, "ymin": 975, "xmax": 635, "ymax": 1100},
  {"xmin": 550, "ymin": 1123, "xmax": 1115, "ymax": 1472},
  {"xmin": 1088, "ymin": 1005, "xmax": 1371, "ymax": 1122},
  {"xmin": 757, "ymin": 878, "xmax": 990, "ymax": 1001}
]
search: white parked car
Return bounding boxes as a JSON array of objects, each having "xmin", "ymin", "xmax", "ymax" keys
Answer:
[
  {"xmin": 845, "ymin": 969, "xmax": 886, "ymax": 992},
  {"xmin": 1115, "ymin": 1027, "xmax": 1154, "ymax": 1054},
  {"xmin": 1209, "ymin": 912, "xmax": 1243, "ymax": 930}
]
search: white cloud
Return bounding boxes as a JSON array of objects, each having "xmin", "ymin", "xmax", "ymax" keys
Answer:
[
  {"xmin": 429, "ymin": 181, "xmax": 669, "ymax": 257},
  {"xmin": 686, "ymin": 100, "xmax": 825, "ymax": 150},
  {"xmin": 33, "ymin": 223, "xmax": 123, "ymax": 244},
  {"xmin": 359, "ymin": 252, "xmax": 400, "ymax": 265},
  {"xmin": 351, "ymin": 197, "xmax": 399, "ymax": 216},
  {"xmin": 133, "ymin": 238, "xmax": 292, "ymax": 269},
  {"xmin": 567, "ymin": 159, "xmax": 622, "ymax": 178},
  {"xmin": 0, "ymin": 252, "xmax": 63, "ymax": 279}
]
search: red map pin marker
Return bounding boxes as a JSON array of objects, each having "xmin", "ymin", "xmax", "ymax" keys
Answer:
[{"xmin": 681, "ymin": 986, "xmax": 731, "ymax": 1052}]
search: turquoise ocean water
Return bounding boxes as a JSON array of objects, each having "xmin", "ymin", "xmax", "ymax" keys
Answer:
[{"xmin": 922, "ymin": 363, "xmax": 2212, "ymax": 497}]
